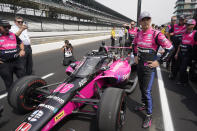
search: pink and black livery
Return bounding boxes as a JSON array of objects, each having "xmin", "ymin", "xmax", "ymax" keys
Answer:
[{"xmin": 9, "ymin": 44, "xmax": 138, "ymax": 131}]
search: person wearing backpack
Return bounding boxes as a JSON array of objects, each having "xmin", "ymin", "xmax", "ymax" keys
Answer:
[{"xmin": 133, "ymin": 11, "xmax": 174, "ymax": 128}]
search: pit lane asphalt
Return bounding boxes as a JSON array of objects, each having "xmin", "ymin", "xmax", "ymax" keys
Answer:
[{"xmin": 0, "ymin": 39, "xmax": 196, "ymax": 131}]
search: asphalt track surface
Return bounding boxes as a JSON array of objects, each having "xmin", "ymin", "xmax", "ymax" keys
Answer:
[{"xmin": 0, "ymin": 39, "xmax": 197, "ymax": 131}]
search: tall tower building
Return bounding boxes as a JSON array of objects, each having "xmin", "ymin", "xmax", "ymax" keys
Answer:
[{"xmin": 174, "ymin": 0, "xmax": 197, "ymax": 18}]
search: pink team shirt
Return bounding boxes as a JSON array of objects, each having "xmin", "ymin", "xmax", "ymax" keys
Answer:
[
  {"xmin": 181, "ymin": 30, "xmax": 197, "ymax": 47},
  {"xmin": 0, "ymin": 32, "xmax": 17, "ymax": 50},
  {"xmin": 133, "ymin": 28, "xmax": 172, "ymax": 54},
  {"xmin": 128, "ymin": 27, "xmax": 138, "ymax": 37},
  {"xmin": 173, "ymin": 24, "xmax": 186, "ymax": 36}
]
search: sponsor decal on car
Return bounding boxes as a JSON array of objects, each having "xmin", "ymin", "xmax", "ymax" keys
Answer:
[
  {"xmin": 47, "ymin": 96, "xmax": 65, "ymax": 104},
  {"xmin": 54, "ymin": 110, "xmax": 65, "ymax": 122},
  {"xmin": 28, "ymin": 110, "xmax": 44, "ymax": 122},
  {"xmin": 15, "ymin": 122, "xmax": 32, "ymax": 131},
  {"xmin": 39, "ymin": 104, "xmax": 56, "ymax": 112},
  {"xmin": 123, "ymin": 73, "xmax": 130, "ymax": 80},
  {"xmin": 54, "ymin": 83, "xmax": 74, "ymax": 93},
  {"xmin": 79, "ymin": 78, "xmax": 87, "ymax": 87},
  {"xmin": 111, "ymin": 62, "xmax": 123, "ymax": 72}
]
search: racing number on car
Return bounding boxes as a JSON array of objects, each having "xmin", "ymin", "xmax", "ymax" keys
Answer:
[
  {"xmin": 54, "ymin": 83, "xmax": 74, "ymax": 93},
  {"xmin": 15, "ymin": 122, "xmax": 32, "ymax": 131}
]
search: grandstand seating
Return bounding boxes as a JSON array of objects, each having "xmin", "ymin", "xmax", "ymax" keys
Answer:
[{"xmin": 0, "ymin": 0, "xmax": 131, "ymax": 31}]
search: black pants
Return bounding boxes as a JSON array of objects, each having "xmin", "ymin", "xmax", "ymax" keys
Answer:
[
  {"xmin": 0, "ymin": 58, "xmax": 25, "ymax": 91},
  {"xmin": 137, "ymin": 60, "xmax": 155, "ymax": 115},
  {"xmin": 119, "ymin": 37, "xmax": 123, "ymax": 47},
  {"xmin": 169, "ymin": 37, "xmax": 181, "ymax": 77},
  {"xmin": 169, "ymin": 45, "xmax": 179, "ymax": 77},
  {"xmin": 63, "ymin": 56, "xmax": 75, "ymax": 66},
  {"xmin": 23, "ymin": 45, "xmax": 33, "ymax": 75},
  {"xmin": 111, "ymin": 37, "xmax": 115, "ymax": 46},
  {"xmin": 125, "ymin": 38, "xmax": 133, "ymax": 54},
  {"xmin": 125, "ymin": 33, "xmax": 127, "ymax": 40},
  {"xmin": 178, "ymin": 53, "xmax": 191, "ymax": 83}
]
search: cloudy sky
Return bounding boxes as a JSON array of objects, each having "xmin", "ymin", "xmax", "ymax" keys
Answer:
[{"xmin": 96, "ymin": 0, "xmax": 177, "ymax": 25}]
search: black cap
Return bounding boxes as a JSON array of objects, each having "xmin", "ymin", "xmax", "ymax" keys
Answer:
[{"xmin": 0, "ymin": 19, "xmax": 11, "ymax": 26}]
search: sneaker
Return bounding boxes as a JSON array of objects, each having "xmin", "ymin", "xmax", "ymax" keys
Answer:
[
  {"xmin": 142, "ymin": 114, "xmax": 152, "ymax": 128},
  {"xmin": 134, "ymin": 104, "xmax": 146, "ymax": 111}
]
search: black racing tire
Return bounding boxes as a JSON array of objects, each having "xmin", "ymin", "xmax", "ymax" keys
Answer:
[
  {"xmin": 97, "ymin": 87, "xmax": 126, "ymax": 131},
  {"xmin": 8, "ymin": 75, "xmax": 47, "ymax": 113}
]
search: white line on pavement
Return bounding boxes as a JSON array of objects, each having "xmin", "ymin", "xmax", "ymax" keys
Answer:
[
  {"xmin": 0, "ymin": 73, "xmax": 55, "ymax": 100},
  {"xmin": 41, "ymin": 73, "xmax": 54, "ymax": 79},
  {"xmin": 157, "ymin": 67, "xmax": 175, "ymax": 131},
  {"xmin": 0, "ymin": 93, "xmax": 7, "ymax": 99}
]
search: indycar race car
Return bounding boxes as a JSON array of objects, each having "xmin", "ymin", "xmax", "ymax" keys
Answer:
[{"xmin": 8, "ymin": 43, "xmax": 138, "ymax": 131}]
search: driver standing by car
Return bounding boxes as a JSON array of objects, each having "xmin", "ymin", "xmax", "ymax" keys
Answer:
[
  {"xmin": 133, "ymin": 11, "xmax": 173, "ymax": 128},
  {"xmin": 0, "ymin": 19, "xmax": 25, "ymax": 91}
]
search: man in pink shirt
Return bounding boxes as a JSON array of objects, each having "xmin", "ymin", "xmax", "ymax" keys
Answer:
[
  {"xmin": 0, "ymin": 19, "xmax": 25, "ymax": 91},
  {"xmin": 168, "ymin": 16, "xmax": 186, "ymax": 79},
  {"xmin": 133, "ymin": 11, "xmax": 173, "ymax": 128}
]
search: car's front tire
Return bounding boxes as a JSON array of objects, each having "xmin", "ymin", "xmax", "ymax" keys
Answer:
[
  {"xmin": 97, "ymin": 87, "xmax": 126, "ymax": 131},
  {"xmin": 8, "ymin": 75, "xmax": 47, "ymax": 113}
]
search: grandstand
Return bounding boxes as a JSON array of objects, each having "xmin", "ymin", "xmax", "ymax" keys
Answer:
[{"xmin": 0, "ymin": 0, "xmax": 133, "ymax": 32}]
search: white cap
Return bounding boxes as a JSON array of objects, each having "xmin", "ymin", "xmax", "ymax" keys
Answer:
[{"xmin": 139, "ymin": 11, "xmax": 151, "ymax": 21}]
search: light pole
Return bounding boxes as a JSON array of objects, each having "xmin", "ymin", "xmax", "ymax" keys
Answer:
[{"xmin": 137, "ymin": 0, "xmax": 142, "ymax": 26}]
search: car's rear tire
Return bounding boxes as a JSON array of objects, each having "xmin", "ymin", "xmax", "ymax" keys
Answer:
[
  {"xmin": 97, "ymin": 87, "xmax": 126, "ymax": 131},
  {"xmin": 8, "ymin": 75, "xmax": 47, "ymax": 113}
]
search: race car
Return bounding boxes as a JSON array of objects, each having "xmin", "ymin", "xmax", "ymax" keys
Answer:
[{"xmin": 8, "ymin": 43, "xmax": 138, "ymax": 131}]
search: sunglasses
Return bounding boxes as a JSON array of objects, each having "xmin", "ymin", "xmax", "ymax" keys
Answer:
[
  {"xmin": 171, "ymin": 19, "xmax": 177, "ymax": 21},
  {"xmin": 3, "ymin": 25, "xmax": 11, "ymax": 29},
  {"xmin": 186, "ymin": 24, "xmax": 194, "ymax": 26},
  {"xmin": 16, "ymin": 21, "xmax": 24, "ymax": 24}
]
